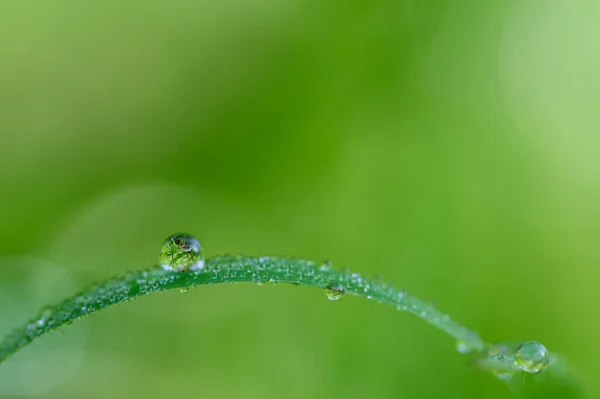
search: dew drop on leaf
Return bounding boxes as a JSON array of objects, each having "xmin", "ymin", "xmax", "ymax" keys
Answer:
[
  {"xmin": 39, "ymin": 305, "xmax": 55, "ymax": 319},
  {"xmin": 324, "ymin": 283, "xmax": 345, "ymax": 301},
  {"xmin": 455, "ymin": 340, "xmax": 470, "ymax": 354},
  {"xmin": 159, "ymin": 233, "xmax": 204, "ymax": 271},
  {"xmin": 514, "ymin": 341, "xmax": 550, "ymax": 374}
]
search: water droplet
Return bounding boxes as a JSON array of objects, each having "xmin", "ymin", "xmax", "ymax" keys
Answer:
[
  {"xmin": 456, "ymin": 341, "xmax": 471, "ymax": 354},
  {"xmin": 159, "ymin": 233, "xmax": 204, "ymax": 271},
  {"xmin": 514, "ymin": 341, "xmax": 550, "ymax": 374},
  {"xmin": 39, "ymin": 305, "xmax": 55, "ymax": 319},
  {"xmin": 324, "ymin": 283, "xmax": 345, "ymax": 301}
]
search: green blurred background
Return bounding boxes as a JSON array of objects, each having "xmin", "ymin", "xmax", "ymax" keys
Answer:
[{"xmin": 0, "ymin": 0, "xmax": 598, "ymax": 398}]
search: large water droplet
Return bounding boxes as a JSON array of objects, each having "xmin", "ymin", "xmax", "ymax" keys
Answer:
[
  {"xmin": 324, "ymin": 283, "xmax": 345, "ymax": 301},
  {"xmin": 514, "ymin": 341, "xmax": 550, "ymax": 374},
  {"xmin": 159, "ymin": 233, "xmax": 204, "ymax": 271}
]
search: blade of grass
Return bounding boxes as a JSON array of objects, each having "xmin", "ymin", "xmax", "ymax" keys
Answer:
[{"xmin": 0, "ymin": 254, "xmax": 552, "ymax": 381}]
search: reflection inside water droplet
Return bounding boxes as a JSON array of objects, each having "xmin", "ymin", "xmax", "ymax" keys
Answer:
[
  {"xmin": 324, "ymin": 283, "xmax": 345, "ymax": 301},
  {"xmin": 159, "ymin": 233, "xmax": 204, "ymax": 271}
]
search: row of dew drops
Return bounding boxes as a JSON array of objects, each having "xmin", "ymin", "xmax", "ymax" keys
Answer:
[
  {"xmin": 160, "ymin": 233, "xmax": 551, "ymax": 375},
  {"xmin": 160, "ymin": 233, "xmax": 347, "ymax": 300},
  {"xmin": 15, "ymin": 232, "xmax": 548, "ymax": 375}
]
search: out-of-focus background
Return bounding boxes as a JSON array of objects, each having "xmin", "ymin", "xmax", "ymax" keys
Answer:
[{"xmin": 0, "ymin": 1, "xmax": 598, "ymax": 398}]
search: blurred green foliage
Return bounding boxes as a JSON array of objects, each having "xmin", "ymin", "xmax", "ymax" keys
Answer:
[{"xmin": 0, "ymin": 0, "xmax": 598, "ymax": 398}]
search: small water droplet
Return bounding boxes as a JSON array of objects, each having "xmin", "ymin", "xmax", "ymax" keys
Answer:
[
  {"xmin": 159, "ymin": 233, "xmax": 204, "ymax": 271},
  {"xmin": 39, "ymin": 306, "xmax": 55, "ymax": 319},
  {"xmin": 324, "ymin": 283, "xmax": 345, "ymax": 301},
  {"xmin": 514, "ymin": 341, "xmax": 550, "ymax": 374},
  {"xmin": 456, "ymin": 341, "xmax": 471, "ymax": 354}
]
